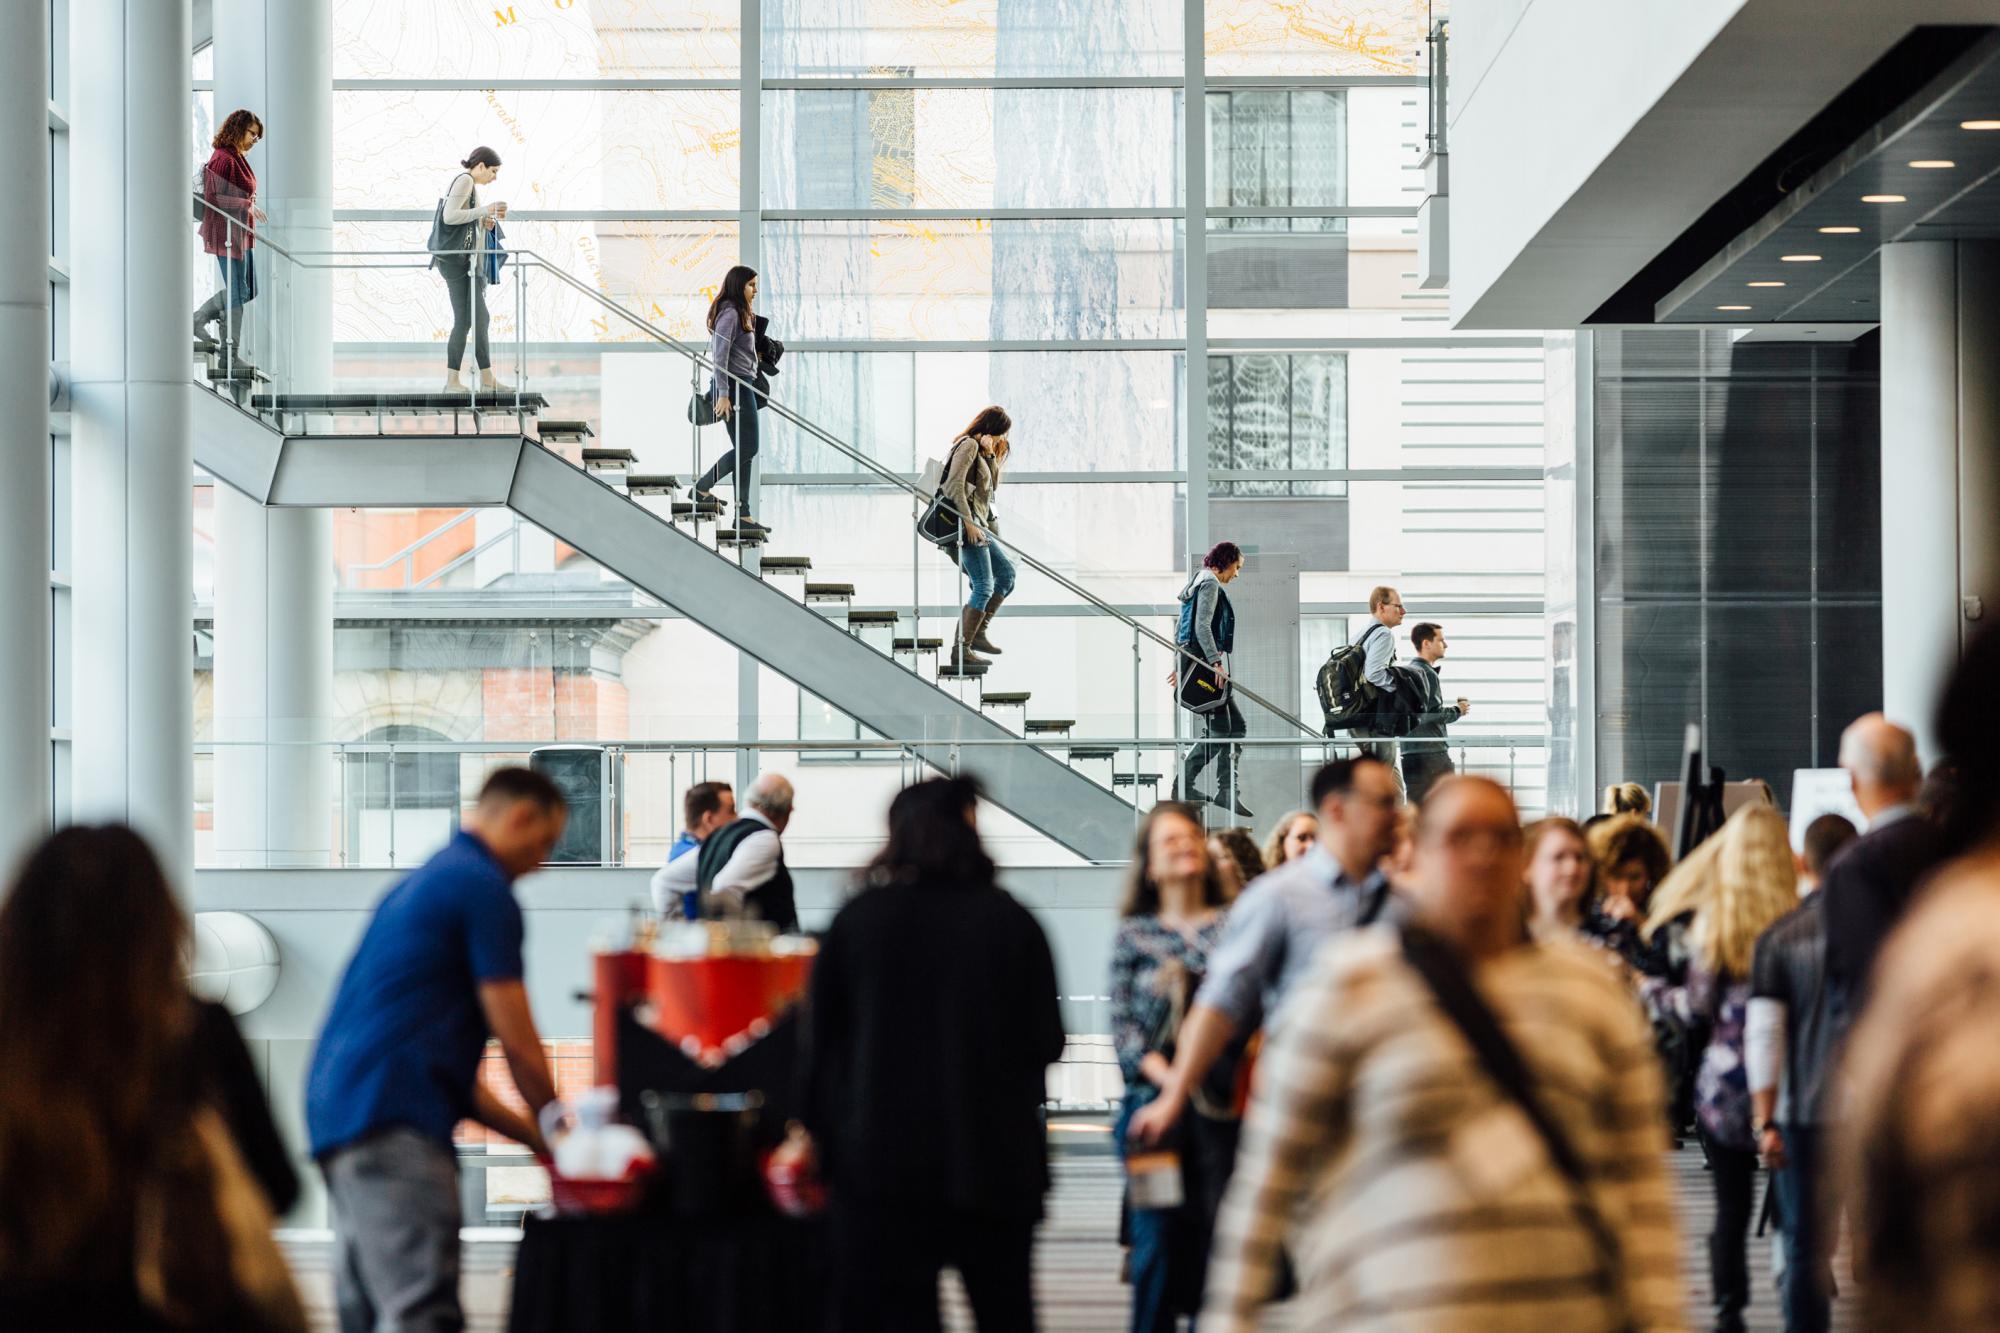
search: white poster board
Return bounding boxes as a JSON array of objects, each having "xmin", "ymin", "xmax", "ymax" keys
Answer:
[{"xmin": 1789, "ymin": 768, "xmax": 1865, "ymax": 852}]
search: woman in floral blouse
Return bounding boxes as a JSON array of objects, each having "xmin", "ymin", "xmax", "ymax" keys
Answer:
[
  {"xmin": 1639, "ymin": 804, "xmax": 1799, "ymax": 1333},
  {"xmin": 1109, "ymin": 802, "xmax": 1233, "ymax": 1333}
]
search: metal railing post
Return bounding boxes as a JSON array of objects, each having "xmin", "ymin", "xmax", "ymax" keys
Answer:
[{"xmin": 386, "ymin": 739, "xmax": 398, "ymax": 868}]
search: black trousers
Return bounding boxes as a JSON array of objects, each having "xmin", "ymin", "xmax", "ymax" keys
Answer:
[
  {"xmin": 1401, "ymin": 748, "xmax": 1455, "ymax": 805},
  {"xmin": 831, "ymin": 1202, "xmax": 1035, "ymax": 1333},
  {"xmin": 1181, "ymin": 697, "xmax": 1246, "ymax": 798},
  {"xmin": 693, "ymin": 382, "xmax": 760, "ymax": 508},
  {"xmin": 438, "ymin": 256, "xmax": 491, "ymax": 371},
  {"xmin": 1707, "ymin": 1139, "xmax": 1759, "ymax": 1328}
]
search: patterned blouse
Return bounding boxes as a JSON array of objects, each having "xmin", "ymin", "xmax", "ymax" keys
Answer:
[
  {"xmin": 1643, "ymin": 957, "xmax": 1755, "ymax": 1150},
  {"xmin": 1109, "ymin": 912, "xmax": 1230, "ymax": 1091}
]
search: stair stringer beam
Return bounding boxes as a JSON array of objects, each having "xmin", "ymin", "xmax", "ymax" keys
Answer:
[
  {"xmin": 507, "ymin": 445, "xmax": 1134, "ymax": 863},
  {"xmin": 187, "ymin": 397, "xmax": 1136, "ymax": 862}
]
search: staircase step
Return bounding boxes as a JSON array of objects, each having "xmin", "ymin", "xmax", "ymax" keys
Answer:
[
  {"xmin": 846, "ymin": 610, "xmax": 899, "ymax": 627},
  {"xmin": 1024, "ymin": 719, "xmax": 1075, "ymax": 735},
  {"xmin": 1067, "ymin": 746, "xmax": 1118, "ymax": 761},
  {"xmin": 248, "ymin": 391, "xmax": 550, "ymax": 414},
  {"xmin": 804, "ymin": 582, "xmax": 855, "ymax": 602},
  {"xmin": 935, "ymin": 662, "xmax": 992, "ymax": 679},
  {"xmin": 538, "ymin": 418, "xmax": 595, "ymax": 442},
  {"xmin": 892, "ymin": 637, "xmax": 945, "ymax": 653},
  {"xmin": 581, "ymin": 447, "xmax": 635, "ymax": 471},
  {"xmin": 671, "ymin": 500, "xmax": 725, "ymax": 519},
  {"xmin": 980, "ymin": 691, "xmax": 1031, "ymax": 706},
  {"xmin": 715, "ymin": 528, "xmax": 768, "ymax": 548},
  {"xmin": 1112, "ymin": 772, "xmax": 1164, "ymax": 789},
  {"xmin": 760, "ymin": 556, "xmax": 812, "ymax": 575},
  {"xmin": 627, "ymin": 475, "xmax": 681, "ymax": 496}
]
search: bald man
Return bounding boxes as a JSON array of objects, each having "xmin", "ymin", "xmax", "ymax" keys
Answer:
[
  {"xmin": 1820, "ymin": 714, "xmax": 1944, "ymax": 1019},
  {"xmin": 654, "ymin": 771, "xmax": 799, "ymax": 930}
]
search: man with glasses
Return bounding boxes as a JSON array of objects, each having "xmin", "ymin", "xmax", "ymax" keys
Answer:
[
  {"xmin": 1350, "ymin": 586, "xmax": 1409, "ymax": 790},
  {"xmin": 1128, "ymin": 756, "xmax": 1403, "ymax": 1147}
]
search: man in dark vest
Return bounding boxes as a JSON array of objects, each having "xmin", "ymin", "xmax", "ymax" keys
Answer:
[{"xmin": 656, "ymin": 771, "xmax": 798, "ymax": 931}]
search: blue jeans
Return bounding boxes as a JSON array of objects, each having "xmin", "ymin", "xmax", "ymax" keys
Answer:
[
  {"xmin": 694, "ymin": 380, "xmax": 760, "ymax": 509},
  {"xmin": 1775, "ymin": 1124, "xmax": 1832, "ymax": 1333},
  {"xmin": 1114, "ymin": 1093, "xmax": 1179, "ymax": 1333},
  {"xmin": 956, "ymin": 534, "xmax": 1016, "ymax": 610}
]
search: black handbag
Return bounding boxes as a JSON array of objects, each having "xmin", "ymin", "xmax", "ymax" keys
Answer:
[
  {"xmin": 689, "ymin": 372, "xmax": 769, "ymax": 425},
  {"xmin": 917, "ymin": 492, "xmax": 962, "ymax": 546},
  {"xmin": 1176, "ymin": 659, "xmax": 1231, "ymax": 714}
]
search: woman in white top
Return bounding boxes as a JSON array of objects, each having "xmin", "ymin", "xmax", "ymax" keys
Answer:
[{"xmin": 432, "ymin": 147, "xmax": 508, "ymax": 392}]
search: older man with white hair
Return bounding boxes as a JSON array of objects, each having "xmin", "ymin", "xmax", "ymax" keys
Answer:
[
  {"xmin": 1820, "ymin": 712, "xmax": 1943, "ymax": 1019},
  {"xmin": 652, "ymin": 771, "xmax": 799, "ymax": 930}
]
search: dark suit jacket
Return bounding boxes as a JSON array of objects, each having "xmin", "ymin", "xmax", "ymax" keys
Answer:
[
  {"xmin": 1820, "ymin": 812, "xmax": 1945, "ymax": 1021},
  {"xmin": 802, "ymin": 876, "xmax": 1066, "ymax": 1221}
]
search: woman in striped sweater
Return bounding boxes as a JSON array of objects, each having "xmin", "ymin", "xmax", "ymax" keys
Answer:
[{"xmin": 1203, "ymin": 776, "xmax": 1685, "ymax": 1333}]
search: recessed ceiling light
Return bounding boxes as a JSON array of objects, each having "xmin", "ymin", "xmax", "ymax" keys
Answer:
[
  {"xmin": 1781, "ymin": 254, "xmax": 1822, "ymax": 262},
  {"xmin": 1717, "ymin": 305, "xmax": 1752, "ymax": 311},
  {"xmin": 1961, "ymin": 120, "xmax": 2000, "ymax": 130},
  {"xmin": 1862, "ymin": 194, "xmax": 1907, "ymax": 203},
  {"xmin": 1748, "ymin": 281, "xmax": 1786, "ymax": 288},
  {"xmin": 1910, "ymin": 160, "xmax": 1956, "ymax": 169},
  {"xmin": 1819, "ymin": 225, "xmax": 1861, "ymax": 234}
]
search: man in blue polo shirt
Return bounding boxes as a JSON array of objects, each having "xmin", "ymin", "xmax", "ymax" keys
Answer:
[{"xmin": 308, "ymin": 767, "xmax": 567, "ymax": 1333}]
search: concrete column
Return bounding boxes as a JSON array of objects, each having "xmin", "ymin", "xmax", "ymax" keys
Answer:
[
  {"xmin": 1879, "ymin": 240, "xmax": 2000, "ymax": 767},
  {"xmin": 0, "ymin": 1, "xmax": 53, "ymax": 868},
  {"xmin": 71, "ymin": 0, "xmax": 195, "ymax": 885},
  {"xmin": 212, "ymin": 0, "xmax": 335, "ymax": 866}
]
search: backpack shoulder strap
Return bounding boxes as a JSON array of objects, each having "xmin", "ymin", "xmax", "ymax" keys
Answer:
[
  {"xmin": 1399, "ymin": 925, "xmax": 1588, "ymax": 1184},
  {"xmin": 1398, "ymin": 924, "xmax": 1630, "ymax": 1321}
]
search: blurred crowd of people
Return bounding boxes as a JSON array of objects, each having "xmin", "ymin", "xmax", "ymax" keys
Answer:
[{"xmin": 3, "ymin": 626, "xmax": 1998, "ymax": 1333}]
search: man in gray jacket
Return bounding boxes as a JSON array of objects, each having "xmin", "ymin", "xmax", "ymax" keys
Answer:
[{"xmin": 1399, "ymin": 622, "xmax": 1469, "ymax": 804}]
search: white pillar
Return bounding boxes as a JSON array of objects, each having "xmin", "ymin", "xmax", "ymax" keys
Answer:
[
  {"xmin": 212, "ymin": 0, "xmax": 335, "ymax": 866},
  {"xmin": 736, "ymin": 0, "xmax": 762, "ymax": 794},
  {"xmin": 0, "ymin": 1, "xmax": 53, "ymax": 868},
  {"xmin": 1182, "ymin": 0, "xmax": 1210, "ymax": 557},
  {"xmin": 1879, "ymin": 240, "xmax": 2000, "ymax": 767},
  {"xmin": 71, "ymin": 0, "xmax": 196, "ymax": 885}
]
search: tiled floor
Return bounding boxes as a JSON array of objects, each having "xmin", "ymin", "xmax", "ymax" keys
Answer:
[{"xmin": 286, "ymin": 1137, "xmax": 1855, "ymax": 1331}]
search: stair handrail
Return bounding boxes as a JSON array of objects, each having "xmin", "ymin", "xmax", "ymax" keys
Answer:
[
  {"xmin": 195, "ymin": 207, "xmax": 1326, "ymax": 740},
  {"xmin": 511, "ymin": 251, "xmax": 1327, "ymax": 741}
]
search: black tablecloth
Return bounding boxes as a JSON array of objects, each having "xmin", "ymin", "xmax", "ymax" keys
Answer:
[{"xmin": 508, "ymin": 1208, "xmax": 829, "ymax": 1333}]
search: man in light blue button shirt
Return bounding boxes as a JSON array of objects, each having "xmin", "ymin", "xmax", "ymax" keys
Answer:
[{"xmin": 1127, "ymin": 754, "xmax": 1403, "ymax": 1146}]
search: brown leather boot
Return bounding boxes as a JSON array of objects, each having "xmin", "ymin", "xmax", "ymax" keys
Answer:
[
  {"xmin": 970, "ymin": 593, "xmax": 1006, "ymax": 653},
  {"xmin": 953, "ymin": 605, "xmax": 990, "ymax": 668}
]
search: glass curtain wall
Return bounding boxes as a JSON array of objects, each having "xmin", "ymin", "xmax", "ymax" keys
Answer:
[{"xmin": 185, "ymin": 0, "xmax": 1551, "ymax": 864}]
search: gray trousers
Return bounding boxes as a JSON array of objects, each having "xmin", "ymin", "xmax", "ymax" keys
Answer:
[
  {"xmin": 324, "ymin": 1127, "xmax": 464, "ymax": 1333},
  {"xmin": 1350, "ymin": 729, "xmax": 1403, "ymax": 793}
]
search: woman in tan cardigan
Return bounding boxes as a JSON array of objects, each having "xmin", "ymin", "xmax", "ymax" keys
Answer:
[{"xmin": 941, "ymin": 405, "xmax": 1014, "ymax": 668}]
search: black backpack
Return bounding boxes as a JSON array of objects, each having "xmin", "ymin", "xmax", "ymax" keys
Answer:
[{"xmin": 1316, "ymin": 622, "xmax": 1389, "ymax": 736}]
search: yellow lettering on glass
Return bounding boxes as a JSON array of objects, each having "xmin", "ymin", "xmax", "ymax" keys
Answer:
[{"xmin": 494, "ymin": 6, "xmax": 517, "ymax": 25}]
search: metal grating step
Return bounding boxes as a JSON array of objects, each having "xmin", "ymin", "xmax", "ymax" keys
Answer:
[
  {"xmin": 580, "ymin": 447, "xmax": 634, "ymax": 472},
  {"xmin": 715, "ymin": 528, "xmax": 768, "ymax": 548},
  {"xmin": 1067, "ymin": 746, "xmax": 1118, "ymax": 761},
  {"xmin": 847, "ymin": 610, "xmax": 899, "ymax": 627},
  {"xmin": 670, "ymin": 498, "xmax": 724, "ymax": 518},
  {"xmin": 538, "ymin": 418, "xmax": 595, "ymax": 443},
  {"xmin": 892, "ymin": 637, "xmax": 945, "ymax": 653},
  {"xmin": 935, "ymin": 662, "xmax": 992, "ymax": 679},
  {"xmin": 804, "ymin": 582, "xmax": 855, "ymax": 602},
  {"xmin": 627, "ymin": 475, "xmax": 681, "ymax": 497},
  {"xmin": 760, "ymin": 556, "xmax": 811, "ymax": 575},
  {"xmin": 1024, "ymin": 719, "xmax": 1075, "ymax": 735},
  {"xmin": 1111, "ymin": 772, "xmax": 1163, "ymax": 788},
  {"xmin": 981, "ymin": 691, "xmax": 1031, "ymax": 706}
]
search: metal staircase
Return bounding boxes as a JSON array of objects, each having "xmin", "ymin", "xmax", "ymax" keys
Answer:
[
  {"xmin": 189, "ymin": 385, "xmax": 1143, "ymax": 860},
  {"xmin": 186, "ymin": 225, "xmax": 1322, "ymax": 864}
]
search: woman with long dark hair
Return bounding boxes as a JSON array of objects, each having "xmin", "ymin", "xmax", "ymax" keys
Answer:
[
  {"xmin": 803, "ymin": 778, "xmax": 1065, "ymax": 1332},
  {"xmin": 430, "ymin": 146, "xmax": 509, "ymax": 392},
  {"xmin": 194, "ymin": 108, "xmax": 265, "ymax": 357},
  {"xmin": 0, "ymin": 826, "xmax": 303, "ymax": 1330},
  {"xmin": 1109, "ymin": 803, "xmax": 1236, "ymax": 1332},
  {"xmin": 940, "ymin": 405, "xmax": 1016, "ymax": 667},
  {"xmin": 695, "ymin": 265, "xmax": 768, "ymax": 529}
]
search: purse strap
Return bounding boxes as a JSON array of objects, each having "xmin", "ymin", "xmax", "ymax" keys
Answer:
[{"xmin": 1398, "ymin": 924, "xmax": 1632, "ymax": 1327}]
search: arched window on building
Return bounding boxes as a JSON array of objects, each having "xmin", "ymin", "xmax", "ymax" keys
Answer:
[{"xmin": 344, "ymin": 724, "xmax": 461, "ymax": 867}]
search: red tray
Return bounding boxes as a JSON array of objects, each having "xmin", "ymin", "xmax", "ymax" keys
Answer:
[{"xmin": 645, "ymin": 952, "xmax": 813, "ymax": 1061}]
